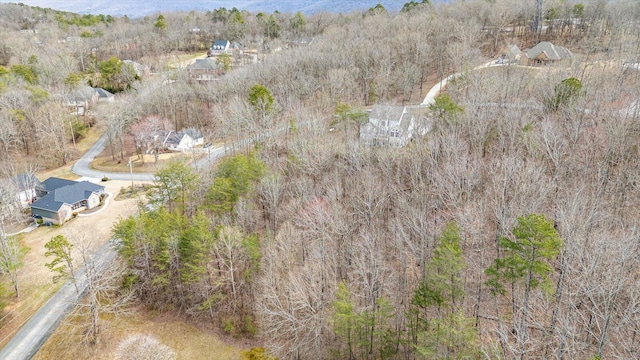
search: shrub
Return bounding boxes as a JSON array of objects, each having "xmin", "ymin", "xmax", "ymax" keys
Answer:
[{"xmin": 115, "ymin": 334, "xmax": 176, "ymax": 360}]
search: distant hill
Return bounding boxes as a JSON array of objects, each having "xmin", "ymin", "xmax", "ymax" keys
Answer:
[{"xmin": 0, "ymin": 0, "xmax": 430, "ymax": 17}]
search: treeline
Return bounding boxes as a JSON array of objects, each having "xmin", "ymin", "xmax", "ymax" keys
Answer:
[
  {"xmin": 0, "ymin": 0, "xmax": 627, "ymax": 171},
  {"xmin": 113, "ymin": 154, "xmax": 266, "ymax": 335}
]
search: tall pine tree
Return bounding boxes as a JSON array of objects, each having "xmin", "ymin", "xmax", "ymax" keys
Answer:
[{"xmin": 410, "ymin": 221, "xmax": 481, "ymax": 358}]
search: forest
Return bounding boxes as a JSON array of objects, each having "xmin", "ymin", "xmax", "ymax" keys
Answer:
[{"xmin": 1, "ymin": 0, "xmax": 640, "ymax": 359}]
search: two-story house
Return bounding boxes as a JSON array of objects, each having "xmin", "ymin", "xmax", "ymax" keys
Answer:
[{"xmin": 360, "ymin": 105, "xmax": 417, "ymax": 148}]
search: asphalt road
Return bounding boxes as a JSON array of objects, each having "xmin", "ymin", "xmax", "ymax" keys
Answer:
[
  {"xmin": 71, "ymin": 134, "xmax": 155, "ymax": 181},
  {"xmin": 72, "ymin": 133, "xmax": 239, "ymax": 182},
  {"xmin": 0, "ymin": 240, "xmax": 118, "ymax": 360},
  {"xmin": 420, "ymin": 60, "xmax": 499, "ymax": 106}
]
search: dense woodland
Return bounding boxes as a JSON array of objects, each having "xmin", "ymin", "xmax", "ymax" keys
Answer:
[{"xmin": 2, "ymin": 0, "xmax": 640, "ymax": 359}]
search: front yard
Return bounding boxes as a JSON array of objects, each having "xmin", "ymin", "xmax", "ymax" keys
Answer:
[{"xmin": 0, "ymin": 180, "xmax": 145, "ymax": 350}]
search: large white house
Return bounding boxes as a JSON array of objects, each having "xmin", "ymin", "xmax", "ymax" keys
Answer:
[{"xmin": 360, "ymin": 105, "xmax": 419, "ymax": 148}]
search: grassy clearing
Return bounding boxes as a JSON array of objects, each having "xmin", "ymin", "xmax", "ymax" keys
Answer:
[
  {"xmin": 35, "ymin": 309, "xmax": 246, "ymax": 360},
  {"xmin": 175, "ymin": 52, "xmax": 208, "ymax": 62},
  {"xmin": 114, "ymin": 184, "xmax": 152, "ymax": 201},
  {"xmin": 92, "ymin": 153, "xmax": 197, "ymax": 174},
  {"xmin": 76, "ymin": 127, "xmax": 103, "ymax": 154},
  {"xmin": 37, "ymin": 166, "xmax": 78, "ymax": 180},
  {"xmin": 167, "ymin": 52, "xmax": 208, "ymax": 69},
  {"xmin": 0, "ymin": 282, "xmax": 62, "ymax": 349}
]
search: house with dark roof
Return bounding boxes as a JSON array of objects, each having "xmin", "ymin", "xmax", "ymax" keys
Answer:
[
  {"xmin": 161, "ymin": 128, "xmax": 204, "ymax": 152},
  {"xmin": 186, "ymin": 58, "xmax": 222, "ymax": 81},
  {"xmin": 30, "ymin": 177, "xmax": 105, "ymax": 225},
  {"xmin": 360, "ymin": 105, "xmax": 418, "ymax": 148},
  {"xmin": 525, "ymin": 41, "xmax": 573, "ymax": 66}
]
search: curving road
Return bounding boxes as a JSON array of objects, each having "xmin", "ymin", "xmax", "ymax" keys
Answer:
[
  {"xmin": 421, "ymin": 60, "xmax": 500, "ymax": 106},
  {"xmin": 71, "ymin": 134, "xmax": 155, "ymax": 181},
  {"xmin": 71, "ymin": 134, "xmax": 235, "ymax": 181}
]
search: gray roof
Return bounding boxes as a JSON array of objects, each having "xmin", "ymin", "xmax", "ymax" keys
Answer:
[
  {"xmin": 526, "ymin": 42, "xmax": 572, "ymax": 61},
  {"xmin": 163, "ymin": 131, "xmax": 183, "ymax": 146},
  {"xmin": 31, "ymin": 178, "xmax": 104, "ymax": 212},
  {"xmin": 163, "ymin": 128, "xmax": 203, "ymax": 146},
  {"xmin": 370, "ymin": 105, "xmax": 406, "ymax": 124},
  {"xmin": 507, "ymin": 44, "xmax": 521, "ymax": 56},
  {"xmin": 39, "ymin": 177, "xmax": 76, "ymax": 192},
  {"xmin": 183, "ymin": 128, "xmax": 203, "ymax": 139},
  {"xmin": 210, "ymin": 40, "xmax": 230, "ymax": 50},
  {"xmin": 188, "ymin": 58, "xmax": 220, "ymax": 70},
  {"xmin": 362, "ymin": 105, "xmax": 414, "ymax": 138},
  {"xmin": 93, "ymin": 87, "xmax": 114, "ymax": 98},
  {"xmin": 67, "ymin": 86, "xmax": 98, "ymax": 102},
  {"xmin": 31, "ymin": 193, "xmax": 65, "ymax": 212}
]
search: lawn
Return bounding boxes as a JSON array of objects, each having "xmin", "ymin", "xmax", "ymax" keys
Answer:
[
  {"xmin": 35, "ymin": 309, "xmax": 246, "ymax": 360},
  {"xmin": 92, "ymin": 152, "xmax": 199, "ymax": 174}
]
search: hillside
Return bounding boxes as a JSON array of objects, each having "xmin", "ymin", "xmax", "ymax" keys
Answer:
[
  {"xmin": 0, "ymin": 0, "xmax": 414, "ymax": 17},
  {"xmin": 1, "ymin": 0, "xmax": 640, "ymax": 359}
]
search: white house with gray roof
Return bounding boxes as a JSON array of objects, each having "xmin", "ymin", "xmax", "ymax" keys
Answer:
[
  {"xmin": 360, "ymin": 105, "xmax": 417, "ymax": 148},
  {"xmin": 505, "ymin": 44, "xmax": 522, "ymax": 64},
  {"xmin": 30, "ymin": 177, "xmax": 105, "ymax": 225},
  {"xmin": 162, "ymin": 128, "xmax": 204, "ymax": 152}
]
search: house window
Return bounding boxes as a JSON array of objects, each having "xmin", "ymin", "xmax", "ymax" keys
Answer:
[{"xmin": 391, "ymin": 129, "xmax": 400, "ymax": 137}]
